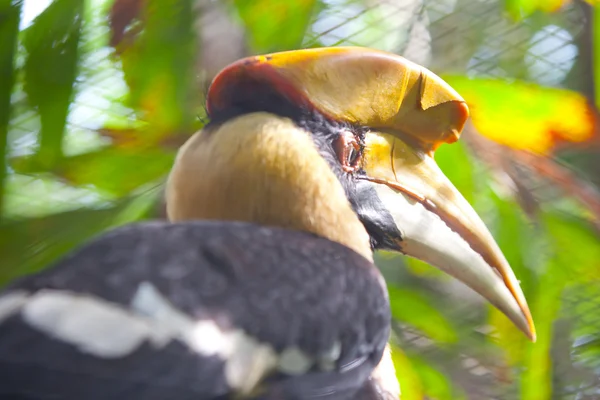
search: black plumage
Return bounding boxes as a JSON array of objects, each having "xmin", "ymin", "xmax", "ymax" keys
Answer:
[{"xmin": 0, "ymin": 221, "xmax": 390, "ymax": 400}]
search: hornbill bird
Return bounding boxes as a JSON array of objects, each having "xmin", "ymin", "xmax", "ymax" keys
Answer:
[{"xmin": 0, "ymin": 47, "xmax": 535, "ymax": 399}]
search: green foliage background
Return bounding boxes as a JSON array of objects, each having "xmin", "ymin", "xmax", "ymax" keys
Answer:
[{"xmin": 1, "ymin": 0, "xmax": 599, "ymax": 398}]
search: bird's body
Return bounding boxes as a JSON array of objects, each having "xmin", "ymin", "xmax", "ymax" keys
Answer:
[
  {"xmin": 0, "ymin": 46, "xmax": 535, "ymax": 399},
  {"xmin": 0, "ymin": 221, "xmax": 390, "ymax": 399}
]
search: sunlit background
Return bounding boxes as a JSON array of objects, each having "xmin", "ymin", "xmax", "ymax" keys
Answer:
[{"xmin": 1, "ymin": 0, "xmax": 600, "ymax": 398}]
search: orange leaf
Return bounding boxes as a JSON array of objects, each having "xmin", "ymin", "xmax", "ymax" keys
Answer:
[
  {"xmin": 109, "ymin": 0, "xmax": 145, "ymax": 48},
  {"xmin": 98, "ymin": 127, "xmax": 190, "ymax": 150},
  {"xmin": 464, "ymin": 122, "xmax": 600, "ymax": 231},
  {"xmin": 98, "ymin": 127, "xmax": 144, "ymax": 149},
  {"xmin": 443, "ymin": 76, "xmax": 598, "ymax": 156}
]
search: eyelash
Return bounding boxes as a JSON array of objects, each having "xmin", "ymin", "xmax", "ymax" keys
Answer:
[{"xmin": 335, "ymin": 130, "xmax": 362, "ymax": 173}]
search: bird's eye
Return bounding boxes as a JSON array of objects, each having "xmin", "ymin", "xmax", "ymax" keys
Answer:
[{"xmin": 335, "ymin": 130, "xmax": 362, "ymax": 173}]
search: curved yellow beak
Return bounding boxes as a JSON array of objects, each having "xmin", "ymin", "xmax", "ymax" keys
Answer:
[{"xmin": 363, "ymin": 131, "xmax": 536, "ymax": 341}]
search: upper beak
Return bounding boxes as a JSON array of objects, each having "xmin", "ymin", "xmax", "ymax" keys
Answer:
[{"xmin": 362, "ymin": 131, "xmax": 536, "ymax": 342}]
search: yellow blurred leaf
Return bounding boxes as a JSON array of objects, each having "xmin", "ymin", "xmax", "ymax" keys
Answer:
[
  {"xmin": 520, "ymin": 259, "xmax": 566, "ymax": 400},
  {"xmin": 503, "ymin": 0, "xmax": 595, "ymax": 20},
  {"xmin": 409, "ymin": 356, "xmax": 463, "ymax": 400},
  {"xmin": 489, "ymin": 307, "xmax": 526, "ymax": 368},
  {"xmin": 444, "ymin": 76, "xmax": 598, "ymax": 155},
  {"xmin": 391, "ymin": 346, "xmax": 464, "ymax": 400},
  {"xmin": 390, "ymin": 344, "xmax": 423, "ymax": 400}
]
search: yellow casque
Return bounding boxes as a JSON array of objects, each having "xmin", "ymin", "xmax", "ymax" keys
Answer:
[{"xmin": 208, "ymin": 47, "xmax": 469, "ymax": 153}]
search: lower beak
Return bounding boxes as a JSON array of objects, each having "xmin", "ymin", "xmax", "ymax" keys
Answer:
[{"xmin": 362, "ymin": 131, "xmax": 536, "ymax": 342}]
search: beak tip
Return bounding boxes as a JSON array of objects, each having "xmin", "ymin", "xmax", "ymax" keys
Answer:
[
  {"xmin": 515, "ymin": 307, "xmax": 536, "ymax": 342},
  {"xmin": 526, "ymin": 330, "xmax": 537, "ymax": 343},
  {"xmin": 526, "ymin": 320, "xmax": 537, "ymax": 343},
  {"xmin": 456, "ymin": 101, "xmax": 470, "ymax": 131}
]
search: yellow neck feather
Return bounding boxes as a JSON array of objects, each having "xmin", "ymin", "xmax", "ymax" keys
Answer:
[{"xmin": 166, "ymin": 112, "xmax": 373, "ymax": 261}]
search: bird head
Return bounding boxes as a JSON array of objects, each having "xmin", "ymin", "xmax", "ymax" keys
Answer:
[{"xmin": 166, "ymin": 47, "xmax": 535, "ymax": 343}]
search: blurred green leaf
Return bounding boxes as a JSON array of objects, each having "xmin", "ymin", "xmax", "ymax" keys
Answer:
[
  {"xmin": 485, "ymin": 192, "xmax": 537, "ymax": 366},
  {"xmin": 567, "ymin": 283, "xmax": 600, "ymax": 338},
  {"xmin": 0, "ymin": 0, "xmax": 21, "ymax": 217},
  {"xmin": 484, "ymin": 191, "xmax": 599, "ymax": 398},
  {"xmin": 3, "ymin": 174, "xmax": 105, "ymax": 218},
  {"xmin": 405, "ymin": 257, "xmax": 448, "ymax": 280},
  {"xmin": 234, "ymin": 0, "xmax": 316, "ymax": 52},
  {"xmin": 12, "ymin": 147, "xmax": 174, "ymax": 197},
  {"xmin": 389, "ymin": 285, "xmax": 458, "ymax": 344},
  {"xmin": 22, "ymin": 0, "xmax": 84, "ymax": 168},
  {"xmin": 0, "ymin": 191, "xmax": 157, "ymax": 286},
  {"xmin": 489, "ymin": 191, "xmax": 536, "ymax": 294},
  {"xmin": 443, "ymin": 76, "xmax": 598, "ymax": 156},
  {"xmin": 490, "ymin": 208, "xmax": 587, "ymax": 400},
  {"xmin": 408, "ymin": 354, "xmax": 463, "ymax": 400},
  {"xmin": 435, "ymin": 141, "xmax": 475, "ymax": 204},
  {"xmin": 573, "ymin": 336, "xmax": 600, "ymax": 365},
  {"xmin": 549, "ymin": 320, "xmax": 595, "ymax": 395},
  {"xmin": 97, "ymin": 126, "xmax": 190, "ymax": 150},
  {"xmin": 120, "ymin": 0, "xmax": 198, "ymax": 139},
  {"xmin": 544, "ymin": 212, "xmax": 600, "ymax": 282}
]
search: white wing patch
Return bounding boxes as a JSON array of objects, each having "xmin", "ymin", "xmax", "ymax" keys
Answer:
[
  {"xmin": 186, "ymin": 320, "xmax": 235, "ymax": 356},
  {"xmin": 0, "ymin": 282, "xmax": 328, "ymax": 395},
  {"xmin": 318, "ymin": 340, "xmax": 342, "ymax": 371},
  {"xmin": 278, "ymin": 346, "xmax": 313, "ymax": 375},
  {"xmin": 130, "ymin": 284, "xmax": 278, "ymax": 393},
  {"xmin": 130, "ymin": 281, "xmax": 194, "ymax": 331},
  {"xmin": 22, "ymin": 289, "xmax": 171, "ymax": 358},
  {"xmin": 223, "ymin": 331, "xmax": 278, "ymax": 394}
]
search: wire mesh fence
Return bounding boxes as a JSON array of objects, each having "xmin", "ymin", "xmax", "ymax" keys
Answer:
[{"xmin": 5, "ymin": 0, "xmax": 600, "ymax": 398}]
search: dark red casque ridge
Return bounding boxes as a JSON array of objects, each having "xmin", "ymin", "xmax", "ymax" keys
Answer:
[{"xmin": 206, "ymin": 57, "xmax": 317, "ymax": 118}]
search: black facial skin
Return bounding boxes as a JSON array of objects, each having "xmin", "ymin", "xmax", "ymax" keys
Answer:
[{"xmin": 206, "ymin": 87, "xmax": 403, "ymax": 252}]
